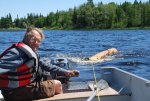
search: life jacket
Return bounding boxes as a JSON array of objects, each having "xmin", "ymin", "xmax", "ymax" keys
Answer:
[{"xmin": 0, "ymin": 42, "xmax": 38, "ymax": 89}]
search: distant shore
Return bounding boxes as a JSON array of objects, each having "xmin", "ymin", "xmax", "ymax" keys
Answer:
[{"xmin": 0, "ymin": 27, "xmax": 150, "ymax": 31}]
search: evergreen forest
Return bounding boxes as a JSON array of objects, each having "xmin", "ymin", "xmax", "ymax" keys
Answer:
[{"xmin": 0, "ymin": 0, "xmax": 150, "ymax": 29}]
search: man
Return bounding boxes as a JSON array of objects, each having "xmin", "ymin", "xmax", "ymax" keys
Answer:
[{"xmin": 0, "ymin": 27, "xmax": 79, "ymax": 101}]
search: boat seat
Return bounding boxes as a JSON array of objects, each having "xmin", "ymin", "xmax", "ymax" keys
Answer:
[
  {"xmin": 88, "ymin": 81, "xmax": 119, "ymax": 96},
  {"xmin": 34, "ymin": 82, "xmax": 119, "ymax": 101},
  {"xmin": 34, "ymin": 88, "xmax": 119, "ymax": 101}
]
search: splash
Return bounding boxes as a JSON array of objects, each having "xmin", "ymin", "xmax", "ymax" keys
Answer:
[
  {"xmin": 69, "ymin": 56, "xmax": 116, "ymax": 65},
  {"xmin": 53, "ymin": 53, "xmax": 117, "ymax": 65}
]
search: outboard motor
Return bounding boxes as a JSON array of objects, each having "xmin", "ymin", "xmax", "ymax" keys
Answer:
[
  {"xmin": 51, "ymin": 58, "xmax": 69, "ymax": 69},
  {"xmin": 51, "ymin": 58, "xmax": 70, "ymax": 83}
]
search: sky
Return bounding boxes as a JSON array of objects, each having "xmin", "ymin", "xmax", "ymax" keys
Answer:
[{"xmin": 0, "ymin": 0, "xmax": 148, "ymax": 19}]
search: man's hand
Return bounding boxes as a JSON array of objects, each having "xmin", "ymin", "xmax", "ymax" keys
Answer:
[{"xmin": 64, "ymin": 70, "xmax": 80, "ymax": 77}]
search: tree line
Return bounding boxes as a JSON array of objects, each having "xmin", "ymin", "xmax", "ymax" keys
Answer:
[{"xmin": 0, "ymin": 0, "xmax": 150, "ymax": 29}]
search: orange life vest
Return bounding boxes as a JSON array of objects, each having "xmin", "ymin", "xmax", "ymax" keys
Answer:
[{"xmin": 0, "ymin": 42, "xmax": 38, "ymax": 89}]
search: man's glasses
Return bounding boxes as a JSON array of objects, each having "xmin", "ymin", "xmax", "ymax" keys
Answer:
[{"xmin": 30, "ymin": 35, "xmax": 42, "ymax": 43}]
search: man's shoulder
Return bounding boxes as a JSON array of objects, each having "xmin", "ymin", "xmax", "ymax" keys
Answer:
[{"xmin": 7, "ymin": 47, "xmax": 27, "ymax": 57}]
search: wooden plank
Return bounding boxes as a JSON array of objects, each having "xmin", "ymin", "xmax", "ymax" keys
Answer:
[
  {"xmin": 34, "ymin": 87, "xmax": 119, "ymax": 101},
  {"xmin": 34, "ymin": 91, "xmax": 93, "ymax": 101},
  {"xmin": 97, "ymin": 87, "xmax": 119, "ymax": 96},
  {"xmin": 88, "ymin": 81, "xmax": 119, "ymax": 96}
]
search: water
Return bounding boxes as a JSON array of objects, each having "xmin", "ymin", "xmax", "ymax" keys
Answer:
[{"xmin": 0, "ymin": 29, "xmax": 150, "ymax": 83}]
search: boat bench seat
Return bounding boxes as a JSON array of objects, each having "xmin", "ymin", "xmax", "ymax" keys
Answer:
[
  {"xmin": 34, "ymin": 85, "xmax": 119, "ymax": 101},
  {"xmin": 88, "ymin": 82, "xmax": 119, "ymax": 96}
]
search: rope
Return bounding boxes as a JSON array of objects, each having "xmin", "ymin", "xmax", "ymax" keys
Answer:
[{"xmin": 91, "ymin": 63, "xmax": 100, "ymax": 101}]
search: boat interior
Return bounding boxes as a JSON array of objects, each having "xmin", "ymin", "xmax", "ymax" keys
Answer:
[
  {"xmin": 1, "ymin": 66, "xmax": 150, "ymax": 101},
  {"xmin": 34, "ymin": 67, "xmax": 150, "ymax": 101}
]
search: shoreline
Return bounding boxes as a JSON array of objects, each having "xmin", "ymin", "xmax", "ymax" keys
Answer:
[{"xmin": 0, "ymin": 27, "xmax": 150, "ymax": 31}]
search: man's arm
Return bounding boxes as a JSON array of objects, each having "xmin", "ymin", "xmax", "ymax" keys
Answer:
[
  {"xmin": 39, "ymin": 57, "xmax": 79, "ymax": 77},
  {"xmin": 39, "ymin": 57, "xmax": 66, "ymax": 75}
]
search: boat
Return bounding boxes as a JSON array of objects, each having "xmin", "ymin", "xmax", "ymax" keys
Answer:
[
  {"xmin": 34, "ymin": 66, "xmax": 150, "ymax": 101},
  {"xmin": 1, "ymin": 58, "xmax": 150, "ymax": 101}
]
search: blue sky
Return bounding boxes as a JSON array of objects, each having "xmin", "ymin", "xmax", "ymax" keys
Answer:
[{"xmin": 0, "ymin": 0, "xmax": 148, "ymax": 19}]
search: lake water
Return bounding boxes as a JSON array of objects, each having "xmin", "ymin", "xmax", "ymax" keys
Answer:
[{"xmin": 0, "ymin": 29, "xmax": 150, "ymax": 82}]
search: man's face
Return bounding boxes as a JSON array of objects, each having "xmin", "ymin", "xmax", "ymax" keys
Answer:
[{"xmin": 29, "ymin": 30, "xmax": 42, "ymax": 51}]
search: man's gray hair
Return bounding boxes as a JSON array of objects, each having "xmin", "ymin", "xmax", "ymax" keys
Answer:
[{"xmin": 23, "ymin": 27, "xmax": 45, "ymax": 43}]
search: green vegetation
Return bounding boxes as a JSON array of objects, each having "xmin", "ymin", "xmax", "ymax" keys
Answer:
[{"xmin": 0, "ymin": 0, "xmax": 150, "ymax": 30}]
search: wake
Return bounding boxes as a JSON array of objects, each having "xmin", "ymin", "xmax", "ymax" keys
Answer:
[
  {"xmin": 68, "ymin": 56, "xmax": 117, "ymax": 65},
  {"xmin": 54, "ymin": 54, "xmax": 117, "ymax": 65}
]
